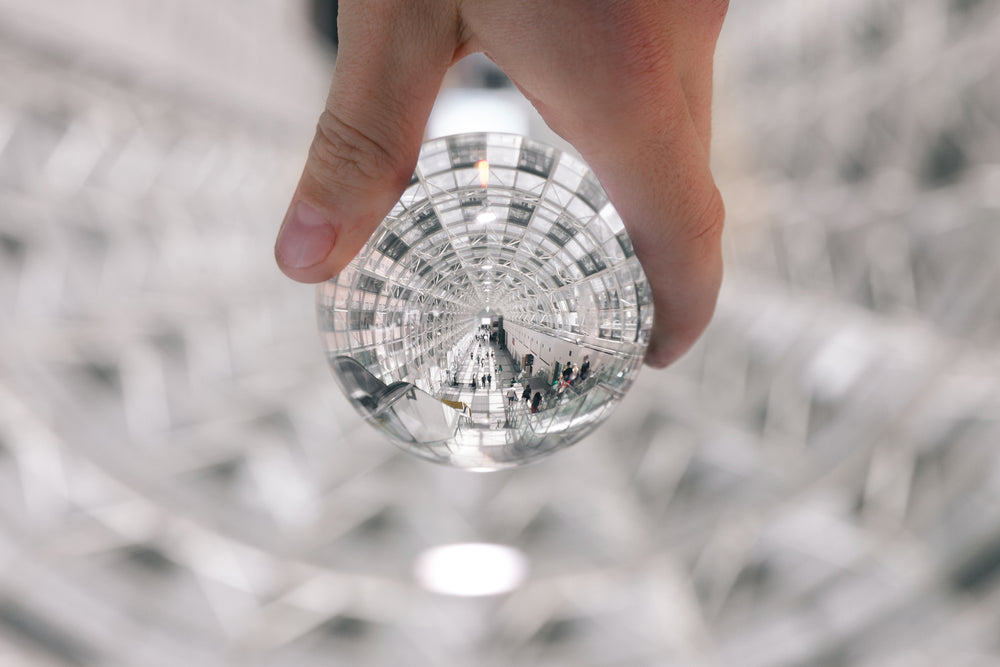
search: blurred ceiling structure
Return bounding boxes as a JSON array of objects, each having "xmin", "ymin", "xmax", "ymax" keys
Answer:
[{"xmin": 1, "ymin": 0, "xmax": 1000, "ymax": 665}]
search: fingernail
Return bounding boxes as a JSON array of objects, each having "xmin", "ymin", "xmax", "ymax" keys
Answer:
[{"xmin": 276, "ymin": 201, "xmax": 337, "ymax": 269}]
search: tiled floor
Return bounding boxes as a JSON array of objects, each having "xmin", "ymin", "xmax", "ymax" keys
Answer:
[{"xmin": 439, "ymin": 332, "xmax": 529, "ymax": 428}]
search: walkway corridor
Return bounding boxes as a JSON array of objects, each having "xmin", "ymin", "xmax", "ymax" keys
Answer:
[{"xmin": 442, "ymin": 332, "xmax": 528, "ymax": 428}]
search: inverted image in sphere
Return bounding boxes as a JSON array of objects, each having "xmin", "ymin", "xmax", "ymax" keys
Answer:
[{"xmin": 317, "ymin": 133, "xmax": 652, "ymax": 469}]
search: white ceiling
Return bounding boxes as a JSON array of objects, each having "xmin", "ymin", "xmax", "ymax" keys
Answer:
[{"xmin": 1, "ymin": 0, "xmax": 1000, "ymax": 664}]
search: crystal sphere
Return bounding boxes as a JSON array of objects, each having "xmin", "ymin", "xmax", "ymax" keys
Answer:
[{"xmin": 317, "ymin": 133, "xmax": 652, "ymax": 470}]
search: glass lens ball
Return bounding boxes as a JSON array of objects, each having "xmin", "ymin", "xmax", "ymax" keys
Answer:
[{"xmin": 317, "ymin": 133, "xmax": 652, "ymax": 470}]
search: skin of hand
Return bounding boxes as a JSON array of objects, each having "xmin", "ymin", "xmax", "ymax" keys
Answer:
[{"xmin": 275, "ymin": 0, "xmax": 729, "ymax": 368}]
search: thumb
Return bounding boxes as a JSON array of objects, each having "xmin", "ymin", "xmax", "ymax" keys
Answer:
[{"xmin": 275, "ymin": 4, "xmax": 455, "ymax": 283}]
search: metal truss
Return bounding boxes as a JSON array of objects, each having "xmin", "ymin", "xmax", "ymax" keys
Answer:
[{"xmin": 1, "ymin": 0, "xmax": 1000, "ymax": 665}]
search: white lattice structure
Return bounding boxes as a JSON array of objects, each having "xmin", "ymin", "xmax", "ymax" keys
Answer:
[{"xmin": 1, "ymin": 0, "xmax": 1000, "ymax": 665}]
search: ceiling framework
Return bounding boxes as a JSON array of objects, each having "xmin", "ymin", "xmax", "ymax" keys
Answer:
[
  {"xmin": 318, "ymin": 132, "xmax": 650, "ymax": 388},
  {"xmin": 2, "ymin": 0, "xmax": 1000, "ymax": 665}
]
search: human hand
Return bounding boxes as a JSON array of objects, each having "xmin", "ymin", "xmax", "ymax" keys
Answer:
[{"xmin": 275, "ymin": 0, "xmax": 728, "ymax": 367}]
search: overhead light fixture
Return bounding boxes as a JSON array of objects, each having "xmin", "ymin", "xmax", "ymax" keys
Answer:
[
  {"xmin": 413, "ymin": 543, "xmax": 529, "ymax": 596},
  {"xmin": 476, "ymin": 159, "xmax": 490, "ymax": 188},
  {"xmin": 476, "ymin": 210, "xmax": 497, "ymax": 224}
]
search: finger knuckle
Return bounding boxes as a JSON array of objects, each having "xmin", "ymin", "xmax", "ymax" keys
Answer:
[
  {"xmin": 686, "ymin": 186, "xmax": 726, "ymax": 247},
  {"xmin": 310, "ymin": 110, "xmax": 408, "ymax": 192}
]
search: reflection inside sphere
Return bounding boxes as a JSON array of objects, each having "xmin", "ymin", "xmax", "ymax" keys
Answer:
[{"xmin": 317, "ymin": 133, "xmax": 652, "ymax": 470}]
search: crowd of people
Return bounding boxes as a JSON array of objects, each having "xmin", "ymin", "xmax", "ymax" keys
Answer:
[
  {"xmin": 511, "ymin": 354, "xmax": 595, "ymax": 415},
  {"xmin": 450, "ymin": 329, "xmax": 602, "ymax": 419}
]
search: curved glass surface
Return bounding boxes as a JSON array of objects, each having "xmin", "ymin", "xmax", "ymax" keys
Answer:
[{"xmin": 317, "ymin": 133, "xmax": 652, "ymax": 469}]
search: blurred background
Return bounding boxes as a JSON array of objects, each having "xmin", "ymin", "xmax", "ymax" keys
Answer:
[{"xmin": 2, "ymin": 0, "xmax": 1000, "ymax": 665}]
